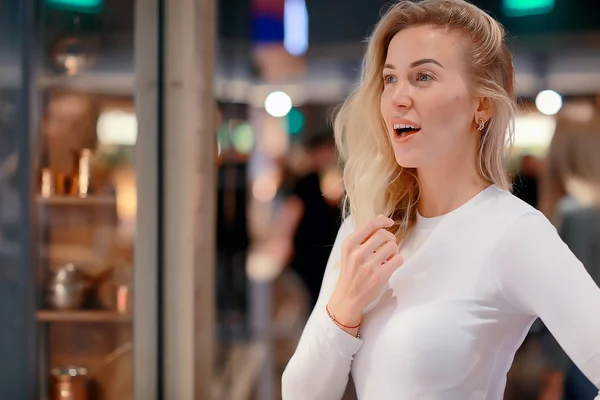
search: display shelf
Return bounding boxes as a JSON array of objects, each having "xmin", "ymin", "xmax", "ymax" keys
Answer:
[
  {"xmin": 36, "ymin": 310, "xmax": 132, "ymax": 323},
  {"xmin": 37, "ymin": 72, "xmax": 134, "ymax": 96},
  {"xmin": 36, "ymin": 195, "xmax": 116, "ymax": 206}
]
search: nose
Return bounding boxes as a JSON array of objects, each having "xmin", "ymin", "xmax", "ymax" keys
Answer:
[{"xmin": 390, "ymin": 81, "xmax": 413, "ymax": 109}]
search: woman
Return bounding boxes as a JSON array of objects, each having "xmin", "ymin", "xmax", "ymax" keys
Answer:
[
  {"xmin": 539, "ymin": 119, "xmax": 600, "ymax": 399},
  {"xmin": 281, "ymin": 0, "xmax": 600, "ymax": 399}
]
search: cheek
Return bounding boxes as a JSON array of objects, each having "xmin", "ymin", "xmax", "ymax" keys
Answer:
[
  {"xmin": 380, "ymin": 91, "xmax": 390, "ymax": 116},
  {"xmin": 424, "ymin": 91, "xmax": 472, "ymax": 133}
]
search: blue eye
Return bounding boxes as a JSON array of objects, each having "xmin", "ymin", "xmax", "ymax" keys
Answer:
[
  {"xmin": 416, "ymin": 72, "xmax": 433, "ymax": 82},
  {"xmin": 383, "ymin": 75, "xmax": 397, "ymax": 84}
]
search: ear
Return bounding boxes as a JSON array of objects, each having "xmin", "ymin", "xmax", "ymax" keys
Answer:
[{"xmin": 475, "ymin": 97, "xmax": 493, "ymax": 125}]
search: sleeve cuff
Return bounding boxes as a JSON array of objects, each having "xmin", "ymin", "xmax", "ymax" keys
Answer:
[{"xmin": 317, "ymin": 305, "xmax": 363, "ymax": 359}]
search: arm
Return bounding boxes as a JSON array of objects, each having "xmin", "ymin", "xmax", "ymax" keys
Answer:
[
  {"xmin": 281, "ymin": 218, "xmax": 363, "ymax": 400},
  {"xmin": 492, "ymin": 212, "xmax": 600, "ymax": 398},
  {"xmin": 274, "ymin": 196, "xmax": 304, "ymax": 240},
  {"xmin": 540, "ymin": 210, "xmax": 577, "ymax": 397},
  {"xmin": 266, "ymin": 196, "xmax": 304, "ymax": 267}
]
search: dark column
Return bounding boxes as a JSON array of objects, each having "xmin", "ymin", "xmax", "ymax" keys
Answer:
[{"xmin": 0, "ymin": 0, "xmax": 38, "ymax": 398}]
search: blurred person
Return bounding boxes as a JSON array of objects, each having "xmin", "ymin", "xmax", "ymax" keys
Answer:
[
  {"xmin": 281, "ymin": 1, "xmax": 600, "ymax": 399},
  {"xmin": 214, "ymin": 105, "xmax": 252, "ymax": 333},
  {"xmin": 216, "ymin": 159, "xmax": 250, "ymax": 329},
  {"xmin": 267, "ymin": 131, "xmax": 344, "ymax": 311},
  {"xmin": 538, "ymin": 119, "xmax": 600, "ymax": 400}
]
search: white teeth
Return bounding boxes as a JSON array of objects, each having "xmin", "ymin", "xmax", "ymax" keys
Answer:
[{"xmin": 393, "ymin": 123, "xmax": 421, "ymax": 130}]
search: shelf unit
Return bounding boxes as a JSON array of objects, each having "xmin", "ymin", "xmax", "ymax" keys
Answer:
[
  {"xmin": 36, "ymin": 310, "xmax": 132, "ymax": 323},
  {"xmin": 36, "ymin": 186, "xmax": 134, "ymax": 399},
  {"xmin": 36, "ymin": 195, "xmax": 116, "ymax": 206},
  {"xmin": 34, "ymin": 91, "xmax": 136, "ymax": 398}
]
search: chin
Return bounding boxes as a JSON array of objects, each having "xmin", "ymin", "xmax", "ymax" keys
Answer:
[{"xmin": 393, "ymin": 153, "xmax": 423, "ymax": 169}]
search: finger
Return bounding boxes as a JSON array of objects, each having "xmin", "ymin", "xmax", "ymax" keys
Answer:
[
  {"xmin": 380, "ymin": 253, "xmax": 404, "ymax": 279},
  {"xmin": 371, "ymin": 240, "xmax": 398, "ymax": 265},
  {"xmin": 361, "ymin": 219, "xmax": 396, "ymax": 244},
  {"xmin": 361, "ymin": 229, "xmax": 397, "ymax": 254},
  {"xmin": 347, "ymin": 215, "xmax": 394, "ymax": 247}
]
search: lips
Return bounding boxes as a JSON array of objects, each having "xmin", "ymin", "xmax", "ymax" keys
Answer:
[{"xmin": 393, "ymin": 123, "xmax": 421, "ymax": 138}]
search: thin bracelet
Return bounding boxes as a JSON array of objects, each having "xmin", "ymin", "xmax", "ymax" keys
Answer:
[{"xmin": 326, "ymin": 304, "xmax": 361, "ymax": 329}]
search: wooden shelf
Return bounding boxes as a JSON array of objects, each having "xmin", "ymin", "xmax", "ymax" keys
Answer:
[
  {"xmin": 37, "ymin": 72, "xmax": 134, "ymax": 96},
  {"xmin": 36, "ymin": 310, "xmax": 132, "ymax": 323},
  {"xmin": 36, "ymin": 195, "xmax": 115, "ymax": 206}
]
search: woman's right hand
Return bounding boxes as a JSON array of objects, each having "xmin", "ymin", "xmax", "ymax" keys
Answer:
[{"xmin": 327, "ymin": 215, "xmax": 404, "ymax": 335}]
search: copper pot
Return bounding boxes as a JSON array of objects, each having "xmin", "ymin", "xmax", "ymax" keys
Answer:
[{"xmin": 50, "ymin": 366, "xmax": 89, "ymax": 400}]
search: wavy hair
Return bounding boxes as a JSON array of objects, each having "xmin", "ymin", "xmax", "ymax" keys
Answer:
[{"xmin": 334, "ymin": 0, "xmax": 517, "ymax": 241}]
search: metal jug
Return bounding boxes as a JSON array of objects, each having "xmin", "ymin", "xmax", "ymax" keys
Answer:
[{"xmin": 46, "ymin": 263, "xmax": 91, "ymax": 310}]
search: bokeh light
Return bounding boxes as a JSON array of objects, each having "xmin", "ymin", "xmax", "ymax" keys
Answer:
[
  {"xmin": 535, "ymin": 90, "xmax": 562, "ymax": 116},
  {"xmin": 285, "ymin": 107, "xmax": 305, "ymax": 135},
  {"xmin": 265, "ymin": 91, "xmax": 292, "ymax": 117},
  {"xmin": 231, "ymin": 122, "xmax": 254, "ymax": 154}
]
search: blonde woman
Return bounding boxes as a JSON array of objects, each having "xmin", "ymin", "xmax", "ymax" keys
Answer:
[{"xmin": 281, "ymin": 0, "xmax": 600, "ymax": 398}]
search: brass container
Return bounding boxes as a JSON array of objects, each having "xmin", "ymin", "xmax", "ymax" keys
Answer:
[{"xmin": 50, "ymin": 366, "xmax": 89, "ymax": 400}]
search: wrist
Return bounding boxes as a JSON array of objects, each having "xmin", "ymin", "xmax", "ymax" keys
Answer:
[{"xmin": 327, "ymin": 296, "xmax": 362, "ymax": 327}]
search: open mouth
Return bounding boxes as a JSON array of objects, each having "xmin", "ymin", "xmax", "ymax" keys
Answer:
[{"xmin": 393, "ymin": 123, "xmax": 421, "ymax": 138}]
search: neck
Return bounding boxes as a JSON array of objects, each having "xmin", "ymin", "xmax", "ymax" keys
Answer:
[{"xmin": 416, "ymin": 147, "xmax": 489, "ymax": 218}]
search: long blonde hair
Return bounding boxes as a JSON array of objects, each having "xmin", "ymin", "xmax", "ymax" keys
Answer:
[{"xmin": 334, "ymin": 0, "xmax": 517, "ymax": 240}]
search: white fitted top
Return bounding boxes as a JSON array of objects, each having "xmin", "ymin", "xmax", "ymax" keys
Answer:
[{"xmin": 281, "ymin": 185, "xmax": 600, "ymax": 399}]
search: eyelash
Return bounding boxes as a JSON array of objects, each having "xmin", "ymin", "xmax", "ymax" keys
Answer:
[{"xmin": 382, "ymin": 71, "xmax": 435, "ymax": 85}]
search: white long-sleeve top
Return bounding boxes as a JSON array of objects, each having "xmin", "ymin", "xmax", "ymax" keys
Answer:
[{"xmin": 281, "ymin": 185, "xmax": 600, "ymax": 399}]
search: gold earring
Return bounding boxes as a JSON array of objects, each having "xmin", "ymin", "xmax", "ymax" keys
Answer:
[{"xmin": 477, "ymin": 118, "xmax": 485, "ymax": 131}]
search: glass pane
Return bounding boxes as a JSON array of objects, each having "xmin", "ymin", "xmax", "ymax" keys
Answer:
[{"xmin": 35, "ymin": 0, "xmax": 137, "ymax": 398}]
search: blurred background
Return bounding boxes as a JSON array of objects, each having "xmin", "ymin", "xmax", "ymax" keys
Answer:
[{"xmin": 1, "ymin": 0, "xmax": 600, "ymax": 399}]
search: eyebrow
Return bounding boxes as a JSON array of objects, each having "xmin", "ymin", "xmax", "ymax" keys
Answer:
[{"xmin": 383, "ymin": 58, "xmax": 444, "ymax": 70}]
